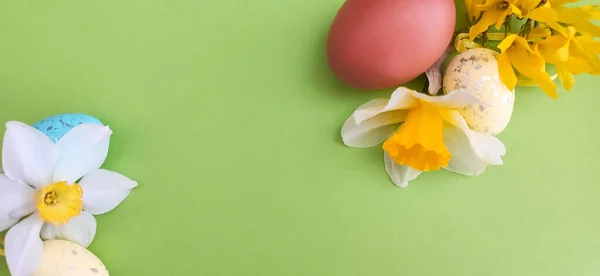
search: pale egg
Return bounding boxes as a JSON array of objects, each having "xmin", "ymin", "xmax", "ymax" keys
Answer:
[
  {"xmin": 34, "ymin": 240, "xmax": 109, "ymax": 276},
  {"xmin": 443, "ymin": 48, "xmax": 515, "ymax": 135}
]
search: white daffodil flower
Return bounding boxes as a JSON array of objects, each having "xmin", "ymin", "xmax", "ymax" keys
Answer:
[
  {"xmin": 0, "ymin": 121, "xmax": 137, "ymax": 276},
  {"xmin": 341, "ymin": 87, "xmax": 506, "ymax": 187}
]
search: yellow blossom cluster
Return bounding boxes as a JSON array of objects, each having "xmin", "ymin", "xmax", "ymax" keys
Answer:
[{"xmin": 459, "ymin": 0, "xmax": 600, "ymax": 98}]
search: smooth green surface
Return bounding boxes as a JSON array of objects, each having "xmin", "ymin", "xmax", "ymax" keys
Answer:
[{"xmin": 1, "ymin": 1, "xmax": 600, "ymax": 275}]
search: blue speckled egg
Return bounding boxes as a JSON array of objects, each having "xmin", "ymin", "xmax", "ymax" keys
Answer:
[{"xmin": 33, "ymin": 114, "xmax": 103, "ymax": 142}]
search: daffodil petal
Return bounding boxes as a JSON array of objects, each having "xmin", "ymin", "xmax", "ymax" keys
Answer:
[
  {"xmin": 0, "ymin": 175, "xmax": 36, "ymax": 231},
  {"xmin": 497, "ymin": 52, "xmax": 517, "ymax": 90},
  {"xmin": 40, "ymin": 211, "xmax": 97, "ymax": 248},
  {"xmin": 53, "ymin": 124, "xmax": 112, "ymax": 184},
  {"xmin": 79, "ymin": 169, "xmax": 138, "ymax": 215},
  {"xmin": 342, "ymin": 110, "xmax": 407, "ymax": 148},
  {"xmin": 5, "ymin": 214, "xmax": 44, "ymax": 276},
  {"xmin": 383, "ymin": 152, "xmax": 422, "ymax": 188},
  {"xmin": 0, "ymin": 220, "xmax": 16, "ymax": 234},
  {"xmin": 411, "ymin": 90, "xmax": 480, "ymax": 109},
  {"xmin": 447, "ymin": 112, "xmax": 506, "ymax": 165},
  {"xmin": 465, "ymin": 129, "xmax": 505, "ymax": 165},
  {"xmin": 352, "ymin": 99, "xmax": 390, "ymax": 125},
  {"xmin": 382, "ymin": 87, "xmax": 421, "ymax": 114},
  {"xmin": 2, "ymin": 122, "xmax": 59, "ymax": 189},
  {"xmin": 353, "ymin": 89, "xmax": 418, "ymax": 125},
  {"xmin": 443, "ymin": 126, "xmax": 488, "ymax": 175}
]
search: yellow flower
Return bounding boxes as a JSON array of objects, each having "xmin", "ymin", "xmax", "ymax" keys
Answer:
[
  {"xmin": 36, "ymin": 181, "xmax": 83, "ymax": 225},
  {"xmin": 465, "ymin": 0, "xmax": 486, "ymax": 24},
  {"xmin": 497, "ymin": 34, "xmax": 557, "ymax": 98},
  {"xmin": 0, "ymin": 122, "xmax": 138, "ymax": 276},
  {"xmin": 341, "ymin": 88, "xmax": 505, "ymax": 187},
  {"xmin": 469, "ymin": 0, "xmax": 522, "ymax": 41},
  {"xmin": 469, "ymin": 0, "xmax": 557, "ymax": 41},
  {"xmin": 455, "ymin": 33, "xmax": 483, "ymax": 53},
  {"xmin": 382, "ymin": 102, "xmax": 451, "ymax": 171},
  {"xmin": 537, "ymin": 26, "xmax": 600, "ymax": 90},
  {"xmin": 553, "ymin": 3, "xmax": 600, "ymax": 36}
]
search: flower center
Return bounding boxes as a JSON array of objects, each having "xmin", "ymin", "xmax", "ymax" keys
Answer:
[
  {"xmin": 37, "ymin": 181, "xmax": 83, "ymax": 225},
  {"xmin": 382, "ymin": 102, "xmax": 452, "ymax": 172}
]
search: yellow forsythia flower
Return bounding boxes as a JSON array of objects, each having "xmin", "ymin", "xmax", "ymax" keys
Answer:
[
  {"xmin": 497, "ymin": 34, "xmax": 557, "ymax": 98},
  {"xmin": 469, "ymin": 0, "xmax": 557, "ymax": 41},
  {"xmin": 538, "ymin": 26, "xmax": 600, "ymax": 90},
  {"xmin": 454, "ymin": 33, "xmax": 482, "ymax": 53},
  {"xmin": 469, "ymin": 0, "xmax": 522, "ymax": 41},
  {"xmin": 553, "ymin": 3, "xmax": 600, "ymax": 36},
  {"xmin": 465, "ymin": 0, "xmax": 486, "ymax": 24}
]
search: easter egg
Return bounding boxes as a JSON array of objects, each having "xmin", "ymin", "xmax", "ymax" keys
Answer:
[
  {"xmin": 443, "ymin": 48, "xmax": 515, "ymax": 135},
  {"xmin": 327, "ymin": 0, "xmax": 456, "ymax": 90},
  {"xmin": 33, "ymin": 240, "xmax": 109, "ymax": 276},
  {"xmin": 33, "ymin": 114, "xmax": 103, "ymax": 142}
]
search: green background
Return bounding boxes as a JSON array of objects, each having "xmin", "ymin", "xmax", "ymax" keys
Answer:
[{"xmin": 1, "ymin": 0, "xmax": 599, "ymax": 275}]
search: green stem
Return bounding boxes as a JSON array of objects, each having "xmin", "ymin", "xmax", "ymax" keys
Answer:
[{"xmin": 481, "ymin": 31, "xmax": 489, "ymax": 48}]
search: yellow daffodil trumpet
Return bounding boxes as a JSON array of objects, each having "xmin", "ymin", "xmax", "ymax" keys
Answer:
[{"xmin": 342, "ymin": 87, "xmax": 506, "ymax": 187}]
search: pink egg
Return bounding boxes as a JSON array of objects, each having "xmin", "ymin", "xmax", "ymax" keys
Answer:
[{"xmin": 327, "ymin": 0, "xmax": 456, "ymax": 90}]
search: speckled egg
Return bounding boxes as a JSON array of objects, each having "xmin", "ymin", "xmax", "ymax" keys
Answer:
[
  {"xmin": 34, "ymin": 240, "xmax": 109, "ymax": 276},
  {"xmin": 33, "ymin": 114, "xmax": 103, "ymax": 142},
  {"xmin": 443, "ymin": 48, "xmax": 515, "ymax": 135}
]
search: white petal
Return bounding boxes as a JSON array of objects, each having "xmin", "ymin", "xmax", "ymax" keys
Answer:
[
  {"xmin": 443, "ymin": 127, "xmax": 489, "ymax": 175},
  {"xmin": 52, "ymin": 124, "xmax": 112, "ymax": 183},
  {"xmin": 342, "ymin": 110, "xmax": 406, "ymax": 148},
  {"xmin": 384, "ymin": 152, "xmax": 422, "ymax": 188},
  {"xmin": 426, "ymin": 45, "xmax": 454, "ymax": 95},
  {"xmin": 382, "ymin": 87, "xmax": 421, "ymax": 114},
  {"xmin": 343, "ymin": 90, "xmax": 409, "ymax": 148},
  {"xmin": 4, "ymin": 213, "xmax": 44, "ymax": 276},
  {"xmin": 0, "ymin": 175, "xmax": 37, "ymax": 231},
  {"xmin": 0, "ymin": 218, "xmax": 17, "ymax": 233},
  {"xmin": 79, "ymin": 169, "xmax": 138, "ymax": 215},
  {"xmin": 465, "ymin": 130, "xmax": 506, "ymax": 165},
  {"xmin": 447, "ymin": 112, "xmax": 506, "ymax": 165},
  {"xmin": 354, "ymin": 88, "xmax": 420, "ymax": 125},
  {"xmin": 2, "ymin": 121, "xmax": 59, "ymax": 189},
  {"xmin": 353, "ymin": 99, "xmax": 392, "ymax": 125},
  {"xmin": 40, "ymin": 211, "xmax": 97, "ymax": 248},
  {"xmin": 412, "ymin": 90, "xmax": 480, "ymax": 109}
]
